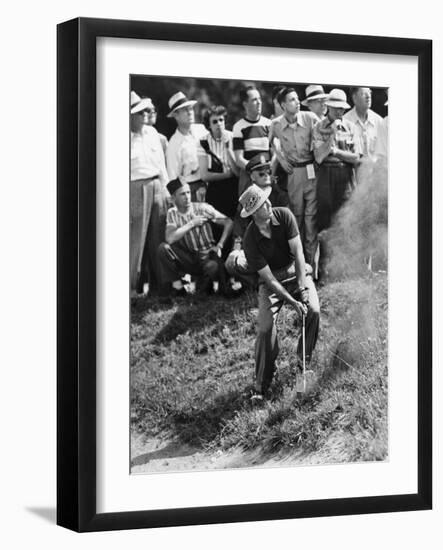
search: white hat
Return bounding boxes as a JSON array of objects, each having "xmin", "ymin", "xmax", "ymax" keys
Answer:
[
  {"xmin": 239, "ymin": 184, "xmax": 272, "ymax": 218},
  {"xmin": 167, "ymin": 91, "xmax": 197, "ymax": 118},
  {"xmin": 324, "ymin": 89, "xmax": 351, "ymax": 110},
  {"xmin": 130, "ymin": 91, "xmax": 154, "ymax": 114},
  {"xmin": 301, "ymin": 85, "xmax": 329, "ymax": 106}
]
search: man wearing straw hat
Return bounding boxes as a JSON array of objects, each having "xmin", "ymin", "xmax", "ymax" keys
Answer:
[
  {"xmin": 130, "ymin": 91, "xmax": 169, "ymax": 296},
  {"xmin": 232, "ymin": 184, "xmax": 320, "ymax": 402},
  {"xmin": 166, "ymin": 91, "xmax": 207, "ymax": 202},
  {"xmin": 301, "ymin": 84, "xmax": 329, "ymax": 120},
  {"xmin": 312, "ymin": 88, "xmax": 361, "ymax": 232}
]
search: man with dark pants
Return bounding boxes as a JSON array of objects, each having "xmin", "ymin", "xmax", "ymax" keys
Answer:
[
  {"xmin": 269, "ymin": 87, "xmax": 319, "ymax": 270},
  {"xmin": 158, "ymin": 178, "xmax": 235, "ymax": 297},
  {"xmin": 312, "ymin": 89, "xmax": 361, "ymax": 232},
  {"xmin": 228, "ymin": 184, "xmax": 320, "ymax": 402}
]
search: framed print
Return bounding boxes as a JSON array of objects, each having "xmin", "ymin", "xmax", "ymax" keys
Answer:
[{"xmin": 57, "ymin": 17, "xmax": 432, "ymax": 532}]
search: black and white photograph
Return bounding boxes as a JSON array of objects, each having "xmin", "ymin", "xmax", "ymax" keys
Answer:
[{"xmin": 129, "ymin": 75, "xmax": 389, "ymax": 474}]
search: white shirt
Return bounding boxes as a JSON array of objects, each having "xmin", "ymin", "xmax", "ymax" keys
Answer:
[
  {"xmin": 166, "ymin": 124, "xmax": 207, "ymax": 182},
  {"xmin": 130, "ymin": 126, "xmax": 168, "ymax": 184},
  {"xmin": 343, "ymin": 107, "xmax": 384, "ymax": 161},
  {"xmin": 375, "ymin": 116, "xmax": 388, "ymax": 159}
]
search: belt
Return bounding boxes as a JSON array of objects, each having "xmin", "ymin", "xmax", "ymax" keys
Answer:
[
  {"xmin": 322, "ymin": 161, "xmax": 350, "ymax": 168},
  {"xmin": 132, "ymin": 174, "xmax": 160, "ymax": 183},
  {"xmin": 289, "ymin": 159, "xmax": 314, "ymax": 168}
]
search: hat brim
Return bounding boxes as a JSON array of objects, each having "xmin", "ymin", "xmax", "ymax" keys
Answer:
[
  {"xmin": 167, "ymin": 100, "xmax": 197, "ymax": 118},
  {"xmin": 324, "ymin": 100, "xmax": 350, "ymax": 109},
  {"xmin": 301, "ymin": 93, "xmax": 329, "ymax": 106},
  {"xmin": 240, "ymin": 185, "xmax": 272, "ymax": 218},
  {"xmin": 131, "ymin": 98, "xmax": 154, "ymax": 114},
  {"xmin": 248, "ymin": 161, "xmax": 271, "ymax": 173}
]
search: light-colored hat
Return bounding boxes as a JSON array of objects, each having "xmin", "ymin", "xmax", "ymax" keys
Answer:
[
  {"xmin": 239, "ymin": 184, "xmax": 272, "ymax": 218},
  {"xmin": 167, "ymin": 91, "xmax": 197, "ymax": 118},
  {"xmin": 301, "ymin": 85, "xmax": 329, "ymax": 106},
  {"xmin": 130, "ymin": 91, "xmax": 154, "ymax": 114},
  {"xmin": 324, "ymin": 89, "xmax": 351, "ymax": 110}
]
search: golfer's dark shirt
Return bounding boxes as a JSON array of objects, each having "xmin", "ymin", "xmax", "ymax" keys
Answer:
[{"xmin": 243, "ymin": 207, "xmax": 299, "ymax": 272}]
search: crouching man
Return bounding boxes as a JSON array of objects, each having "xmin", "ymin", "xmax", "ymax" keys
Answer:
[
  {"xmin": 227, "ymin": 184, "xmax": 320, "ymax": 402},
  {"xmin": 158, "ymin": 178, "xmax": 235, "ymax": 297}
]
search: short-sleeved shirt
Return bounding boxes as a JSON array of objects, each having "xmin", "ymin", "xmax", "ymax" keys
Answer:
[
  {"xmin": 312, "ymin": 117, "xmax": 361, "ymax": 164},
  {"xmin": 166, "ymin": 124, "xmax": 207, "ymax": 183},
  {"xmin": 232, "ymin": 116, "xmax": 271, "ymax": 160},
  {"xmin": 343, "ymin": 107, "xmax": 384, "ymax": 160},
  {"xmin": 243, "ymin": 207, "xmax": 299, "ymax": 272},
  {"xmin": 131, "ymin": 126, "xmax": 168, "ymax": 184},
  {"xmin": 166, "ymin": 202, "xmax": 223, "ymax": 253},
  {"xmin": 269, "ymin": 112, "xmax": 317, "ymax": 163}
]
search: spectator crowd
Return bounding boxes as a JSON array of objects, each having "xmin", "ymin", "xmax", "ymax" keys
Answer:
[{"xmin": 130, "ymin": 83, "xmax": 388, "ymax": 299}]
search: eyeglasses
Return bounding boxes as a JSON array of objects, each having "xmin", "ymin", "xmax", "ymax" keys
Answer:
[{"xmin": 138, "ymin": 108, "xmax": 156, "ymax": 115}]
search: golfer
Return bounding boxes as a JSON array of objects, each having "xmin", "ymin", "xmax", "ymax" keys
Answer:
[{"xmin": 232, "ymin": 184, "xmax": 320, "ymax": 402}]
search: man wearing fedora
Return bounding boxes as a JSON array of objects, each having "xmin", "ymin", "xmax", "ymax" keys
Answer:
[
  {"xmin": 229, "ymin": 184, "xmax": 320, "ymax": 402},
  {"xmin": 312, "ymin": 88, "xmax": 361, "ymax": 232},
  {"xmin": 158, "ymin": 178, "xmax": 235, "ymax": 297},
  {"xmin": 344, "ymin": 87, "xmax": 384, "ymax": 184},
  {"xmin": 130, "ymin": 91, "xmax": 169, "ymax": 296},
  {"xmin": 269, "ymin": 87, "xmax": 320, "ymax": 271},
  {"xmin": 166, "ymin": 91, "xmax": 207, "ymax": 202},
  {"xmin": 301, "ymin": 84, "xmax": 329, "ymax": 120}
]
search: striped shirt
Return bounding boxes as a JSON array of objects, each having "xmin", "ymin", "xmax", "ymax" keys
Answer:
[
  {"xmin": 232, "ymin": 116, "xmax": 271, "ymax": 160},
  {"xmin": 197, "ymin": 130, "xmax": 233, "ymax": 172},
  {"xmin": 166, "ymin": 202, "xmax": 223, "ymax": 253}
]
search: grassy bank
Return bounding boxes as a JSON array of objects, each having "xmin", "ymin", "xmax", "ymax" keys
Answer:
[{"xmin": 131, "ymin": 272, "xmax": 388, "ymax": 465}]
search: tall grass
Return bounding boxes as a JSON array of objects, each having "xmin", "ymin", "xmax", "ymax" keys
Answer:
[{"xmin": 131, "ymin": 273, "xmax": 388, "ymax": 464}]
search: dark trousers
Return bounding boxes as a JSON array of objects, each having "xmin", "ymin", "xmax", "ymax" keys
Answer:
[
  {"xmin": 255, "ymin": 266, "xmax": 320, "ymax": 393},
  {"xmin": 158, "ymin": 241, "xmax": 229, "ymax": 290},
  {"xmin": 316, "ymin": 163, "xmax": 355, "ymax": 232}
]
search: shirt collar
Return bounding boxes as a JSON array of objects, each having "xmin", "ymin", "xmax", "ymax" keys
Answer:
[
  {"xmin": 351, "ymin": 107, "xmax": 376, "ymax": 127},
  {"xmin": 281, "ymin": 112, "xmax": 305, "ymax": 129},
  {"xmin": 253, "ymin": 211, "xmax": 280, "ymax": 239}
]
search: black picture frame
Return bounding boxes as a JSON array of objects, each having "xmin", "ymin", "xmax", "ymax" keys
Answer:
[{"xmin": 57, "ymin": 17, "xmax": 432, "ymax": 532}]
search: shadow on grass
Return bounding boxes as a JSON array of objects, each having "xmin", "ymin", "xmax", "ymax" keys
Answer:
[
  {"xmin": 131, "ymin": 440, "xmax": 198, "ymax": 467},
  {"xmin": 168, "ymin": 387, "xmax": 250, "ymax": 448},
  {"xmin": 142, "ymin": 295, "xmax": 252, "ymax": 346}
]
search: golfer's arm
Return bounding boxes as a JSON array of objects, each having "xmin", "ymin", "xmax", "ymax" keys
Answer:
[
  {"xmin": 258, "ymin": 265, "xmax": 299, "ymax": 307},
  {"xmin": 288, "ymin": 236, "xmax": 307, "ymax": 289}
]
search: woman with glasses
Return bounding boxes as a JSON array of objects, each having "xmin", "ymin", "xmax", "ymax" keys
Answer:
[{"xmin": 197, "ymin": 105, "xmax": 239, "ymax": 219}]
